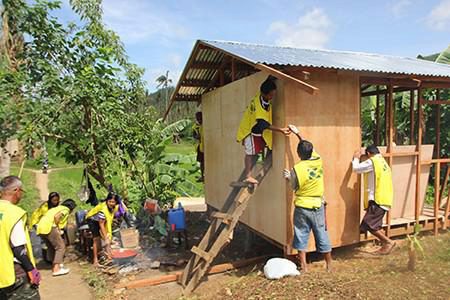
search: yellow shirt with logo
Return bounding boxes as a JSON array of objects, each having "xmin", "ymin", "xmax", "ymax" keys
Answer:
[
  {"xmin": 363, "ymin": 155, "xmax": 394, "ymax": 209},
  {"xmin": 29, "ymin": 202, "xmax": 49, "ymax": 228},
  {"xmin": 192, "ymin": 123, "xmax": 204, "ymax": 153},
  {"xmin": 0, "ymin": 200, "xmax": 36, "ymax": 288},
  {"xmin": 36, "ymin": 206, "xmax": 70, "ymax": 235},
  {"xmin": 236, "ymin": 93, "xmax": 273, "ymax": 150},
  {"xmin": 293, "ymin": 151, "xmax": 324, "ymax": 209}
]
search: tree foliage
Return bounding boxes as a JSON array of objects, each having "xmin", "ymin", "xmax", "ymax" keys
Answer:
[{"xmin": 0, "ymin": 0, "xmax": 200, "ymax": 208}]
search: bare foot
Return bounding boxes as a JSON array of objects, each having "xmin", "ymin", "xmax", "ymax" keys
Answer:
[{"xmin": 243, "ymin": 176, "xmax": 258, "ymax": 184}]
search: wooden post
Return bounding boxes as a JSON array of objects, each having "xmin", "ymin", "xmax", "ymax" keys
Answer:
[
  {"xmin": 415, "ymin": 87, "xmax": 423, "ymax": 222},
  {"xmin": 385, "ymin": 92, "xmax": 389, "ymax": 145},
  {"xmin": 435, "ymin": 89, "xmax": 441, "ymax": 159},
  {"xmin": 410, "ymin": 89, "xmax": 415, "ymax": 144},
  {"xmin": 231, "ymin": 58, "xmax": 236, "ymax": 82},
  {"xmin": 434, "ymin": 162, "xmax": 440, "ymax": 235},
  {"xmin": 375, "ymin": 86, "xmax": 380, "ymax": 145},
  {"xmin": 386, "ymin": 83, "xmax": 394, "ymax": 236}
]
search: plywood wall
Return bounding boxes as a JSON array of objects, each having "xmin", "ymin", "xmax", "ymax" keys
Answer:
[
  {"xmin": 202, "ymin": 71, "xmax": 288, "ymax": 246},
  {"xmin": 284, "ymin": 70, "xmax": 362, "ymax": 252}
]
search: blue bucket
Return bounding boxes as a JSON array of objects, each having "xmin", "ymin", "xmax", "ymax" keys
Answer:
[{"xmin": 168, "ymin": 202, "xmax": 186, "ymax": 231}]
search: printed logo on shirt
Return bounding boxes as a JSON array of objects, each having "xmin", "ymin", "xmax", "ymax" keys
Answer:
[
  {"xmin": 0, "ymin": 212, "xmax": 3, "ymax": 221},
  {"xmin": 308, "ymin": 167, "xmax": 323, "ymax": 180}
]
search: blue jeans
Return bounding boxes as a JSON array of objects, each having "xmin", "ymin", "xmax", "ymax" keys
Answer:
[{"xmin": 292, "ymin": 205, "xmax": 331, "ymax": 253}]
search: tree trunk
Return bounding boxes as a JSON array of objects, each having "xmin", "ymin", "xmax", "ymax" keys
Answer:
[{"xmin": 0, "ymin": 146, "xmax": 11, "ymax": 178}]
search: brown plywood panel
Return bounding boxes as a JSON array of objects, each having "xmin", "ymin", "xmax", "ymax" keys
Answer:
[
  {"xmin": 284, "ymin": 71, "xmax": 361, "ymax": 252},
  {"xmin": 202, "ymin": 72, "xmax": 287, "ymax": 245}
]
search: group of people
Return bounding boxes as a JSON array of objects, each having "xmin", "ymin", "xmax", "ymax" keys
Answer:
[
  {"xmin": 235, "ymin": 76, "xmax": 396, "ymax": 272},
  {"xmin": 0, "ymin": 176, "xmax": 126, "ymax": 299}
]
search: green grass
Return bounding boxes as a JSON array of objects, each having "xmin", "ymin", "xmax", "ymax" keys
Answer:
[
  {"xmin": 165, "ymin": 139, "xmax": 196, "ymax": 155},
  {"xmin": 10, "ymin": 167, "xmax": 40, "ymax": 214}
]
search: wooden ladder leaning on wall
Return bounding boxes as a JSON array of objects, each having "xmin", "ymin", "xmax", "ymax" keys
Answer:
[{"xmin": 179, "ymin": 151, "xmax": 273, "ymax": 295}]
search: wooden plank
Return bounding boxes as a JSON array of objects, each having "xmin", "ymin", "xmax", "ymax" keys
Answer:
[
  {"xmin": 415, "ymin": 88, "xmax": 423, "ymax": 222},
  {"xmin": 386, "ymin": 83, "xmax": 394, "ymax": 236},
  {"xmin": 434, "ymin": 163, "xmax": 440, "ymax": 235},
  {"xmin": 361, "ymin": 86, "xmax": 412, "ymax": 97},
  {"xmin": 181, "ymin": 79, "xmax": 213, "ymax": 87},
  {"xmin": 421, "ymin": 158, "xmax": 450, "ymax": 165},
  {"xmin": 410, "ymin": 89, "xmax": 415, "ymax": 144},
  {"xmin": 231, "ymin": 58, "xmax": 236, "ymax": 81},
  {"xmin": 255, "ymin": 63, "xmax": 319, "ymax": 95},
  {"xmin": 435, "ymin": 89, "xmax": 441, "ymax": 159},
  {"xmin": 211, "ymin": 212, "xmax": 234, "ymax": 223},
  {"xmin": 284, "ymin": 70, "xmax": 360, "ymax": 252},
  {"xmin": 382, "ymin": 151, "xmax": 418, "ymax": 157},
  {"xmin": 440, "ymin": 167, "xmax": 450, "ymax": 207},
  {"xmin": 360, "ymin": 76, "xmax": 421, "ymax": 87},
  {"xmin": 116, "ymin": 256, "xmax": 268, "ymax": 290},
  {"xmin": 375, "ymin": 86, "xmax": 380, "ymax": 145},
  {"xmin": 422, "ymin": 100, "xmax": 450, "ymax": 105},
  {"xmin": 191, "ymin": 246, "xmax": 213, "ymax": 263}
]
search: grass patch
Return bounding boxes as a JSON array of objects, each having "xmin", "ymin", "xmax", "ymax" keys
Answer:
[
  {"xmin": 10, "ymin": 167, "xmax": 40, "ymax": 214},
  {"xmin": 81, "ymin": 266, "xmax": 109, "ymax": 299},
  {"xmin": 166, "ymin": 139, "xmax": 196, "ymax": 155}
]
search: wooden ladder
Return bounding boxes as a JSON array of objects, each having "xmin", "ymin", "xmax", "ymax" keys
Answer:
[{"xmin": 180, "ymin": 152, "xmax": 273, "ymax": 295}]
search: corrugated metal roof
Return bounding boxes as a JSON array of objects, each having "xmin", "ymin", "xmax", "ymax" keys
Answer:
[{"xmin": 202, "ymin": 40, "xmax": 450, "ymax": 78}]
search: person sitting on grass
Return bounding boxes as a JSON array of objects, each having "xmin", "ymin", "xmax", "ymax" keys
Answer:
[
  {"xmin": 236, "ymin": 76, "xmax": 291, "ymax": 184},
  {"xmin": 85, "ymin": 193, "xmax": 119, "ymax": 266},
  {"xmin": 29, "ymin": 192, "xmax": 60, "ymax": 228},
  {"xmin": 36, "ymin": 199, "xmax": 77, "ymax": 276}
]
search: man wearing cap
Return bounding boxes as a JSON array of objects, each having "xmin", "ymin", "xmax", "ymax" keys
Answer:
[
  {"xmin": 0, "ymin": 176, "xmax": 41, "ymax": 299},
  {"xmin": 352, "ymin": 145, "xmax": 396, "ymax": 255}
]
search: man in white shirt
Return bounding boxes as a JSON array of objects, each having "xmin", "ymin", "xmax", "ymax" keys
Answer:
[{"xmin": 352, "ymin": 145, "xmax": 396, "ymax": 255}]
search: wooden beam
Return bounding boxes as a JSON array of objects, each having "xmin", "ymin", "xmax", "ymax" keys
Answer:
[
  {"xmin": 410, "ymin": 89, "xmax": 415, "ymax": 144},
  {"xmin": 361, "ymin": 86, "xmax": 412, "ymax": 97},
  {"xmin": 231, "ymin": 57, "xmax": 236, "ymax": 82},
  {"xmin": 190, "ymin": 62, "xmax": 223, "ymax": 70},
  {"xmin": 421, "ymin": 100, "xmax": 450, "ymax": 105},
  {"xmin": 386, "ymin": 83, "xmax": 394, "ymax": 236},
  {"xmin": 421, "ymin": 81, "xmax": 450, "ymax": 89},
  {"xmin": 415, "ymin": 87, "xmax": 423, "ymax": 222},
  {"xmin": 173, "ymin": 95, "xmax": 202, "ymax": 102},
  {"xmin": 375, "ymin": 87, "xmax": 380, "ymax": 145},
  {"xmin": 435, "ymin": 89, "xmax": 441, "ymax": 160},
  {"xmin": 434, "ymin": 162, "xmax": 440, "ymax": 235},
  {"xmin": 361, "ymin": 84, "xmax": 372, "ymax": 92},
  {"xmin": 440, "ymin": 167, "xmax": 449, "ymax": 207},
  {"xmin": 255, "ymin": 63, "xmax": 319, "ymax": 95},
  {"xmin": 181, "ymin": 79, "xmax": 213, "ymax": 87},
  {"xmin": 115, "ymin": 256, "xmax": 268, "ymax": 290},
  {"xmin": 421, "ymin": 158, "xmax": 450, "ymax": 165},
  {"xmin": 360, "ymin": 76, "xmax": 421, "ymax": 87},
  {"xmin": 382, "ymin": 151, "xmax": 418, "ymax": 158},
  {"xmin": 206, "ymin": 56, "xmax": 230, "ymax": 92}
]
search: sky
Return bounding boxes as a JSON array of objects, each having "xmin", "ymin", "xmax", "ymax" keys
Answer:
[{"xmin": 56, "ymin": 0, "xmax": 450, "ymax": 91}]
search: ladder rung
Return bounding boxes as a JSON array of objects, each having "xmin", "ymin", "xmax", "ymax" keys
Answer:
[
  {"xmin": 230, "ymin": 181, "xmax": 253, "ymax": 188},
  {"xmin": 191, "ymin": 246, "xmax": 212, "ymax": 263},
  {"xmin": 211, "ymin": 212, "xmax": 234, "ymax": 225}
]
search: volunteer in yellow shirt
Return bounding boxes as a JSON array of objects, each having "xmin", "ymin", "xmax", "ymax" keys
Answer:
[
  {"xmin": 192, "ymin": 111, "xmax": 204, "ymax": 182},
  {"xmin": 85, "ymin": 193, "xmax": 119, "ymax": 266},
  {"xmin": 0, "ymin": 176, "xmax": 40, "ymax": 299},
  {"xmin": 29, "ymin": 191, "xmax": 60, "ymax": 228},
  {"xmin": 236, "ymin": 76, "xmax": 290, "ymax": 184},
  {"xmin": 284, "ymin": 132, "xmax": 332, "ymax": 272},
  {"xmin": 352, "ymin": 144, "xmax": 395, "ymax": 255},
  {"xmin": 36, "ymin": 199, "xmax": 76, "ymax": 276}
]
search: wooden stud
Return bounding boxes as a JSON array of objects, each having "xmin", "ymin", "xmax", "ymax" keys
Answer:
[
  {"xmin": 415, "ymin": 87, "xmax": 423, "ymax": 222},
  {"xmin": 386, "ymin": 83, "xmax": 394, "ymax": 236},
  {"xmin": 375, "ymin": 86, "xmax": 380, "ymax": 145},
  {"xmin": 231, "ymin": 57, "xmax": 236, "ymax": 82},
  {"xmin": 421, "ymin": 158, "xmax": 450, "ymax": 165},
  {"xmin": 410, "ymin": 89, "xmax": 415, "ymax": 144},
  {"xmin": 255, "ymin": 63, "xmax": 319, "ymax": 95},
  {"xmin": 435, "ymin": 89, "xmax": 441, "ymax": 159},
  {"xmin": 434, "ymin": 162, "xmax": 440, "ymax": 235},
  {"xmin": 360, "ymin": 86, "xmax": 412, "ymax": 97},
  {"xmin": 440, "ymin": 167, "xmax": 450, "ymax": 207}
]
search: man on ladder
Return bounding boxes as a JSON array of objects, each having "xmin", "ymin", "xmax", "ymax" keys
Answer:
[{"xmin": 236, "ymin": 76, "xmax": 291, "ymax": 184}]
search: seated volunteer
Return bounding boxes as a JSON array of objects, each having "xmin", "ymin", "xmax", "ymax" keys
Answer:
[
  {"xmin": 352, "ymin": 145, "xmax": 396, "ymax": 255},
  {"xmin": 29, "ymin": 191, "xmax": 60, "ymax": 228},
  {"xmin": 283, "ymin": 135, "xmax": 332, "ymax": 272},
  {"xmin": 192, "ymin": 111, "xmax": 205, "ymax": 182},
  {"xmin": 236, "ymin": 76, "xmax": 291, "ymax": 184},
  {"xmin": 36, "ymin": 199, "xmax": 77, "ymax": 276},
  {"xmin": 85, "ymin": 193, "xmax": 119, "ymax": 266},
  {"xmin": 0, "ymin": 176, "xmax": 41, "ymax": 299}
]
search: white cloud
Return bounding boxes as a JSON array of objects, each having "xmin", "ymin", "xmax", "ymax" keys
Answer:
[
  {"xmin": 389, "ymin": 0, "xmax": 412, "ymax": 17},
  {"xmin": 102, "ymin": 0, "xmax": 189, "ymax": 44},
  {"xmin": 268, "ymin": 8, "xmax": 332, "ymax": 49},
  {"xmin": 426, "ymin": 0, "xmax": 450, "ymax": 30}
]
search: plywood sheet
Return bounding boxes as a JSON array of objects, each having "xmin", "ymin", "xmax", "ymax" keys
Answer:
[
  {"xmin": 202, "ymin": 71, "xmax": 287, "ymax": 245},
  {"xmin": 284, "ymin": 71, "xmax": 361, "ymax": 252}
]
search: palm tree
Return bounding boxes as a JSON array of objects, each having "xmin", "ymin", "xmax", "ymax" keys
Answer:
[{"xmin": 156, "ymin": 70, "xmax": 172, "ymax": 120}]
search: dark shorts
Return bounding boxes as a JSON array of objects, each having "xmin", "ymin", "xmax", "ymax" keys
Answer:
[
  {"xmin": 360, "ymin": 201, "xmax": 386, "ymax": 233},
  {"xmin": 88, "ymin": 219, "xmax": 101, "ymax": 238}
]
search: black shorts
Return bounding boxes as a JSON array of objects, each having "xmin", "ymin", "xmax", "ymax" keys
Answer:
[
  {"xmin": 360, "ymin": 201, "xmax": 386, "ymax": 233},
  {"xmin": 88, "ymin": 219, "xmax": 101, "ymax": 238},
  {"xmin": 196, "ymin": 148, "xmax": 204, "ymax": 163}
]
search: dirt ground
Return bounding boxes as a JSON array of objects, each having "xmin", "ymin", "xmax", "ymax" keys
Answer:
[{"xmin": 117, "ymin": 229, "xmax": 450, "ymax": 300}]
